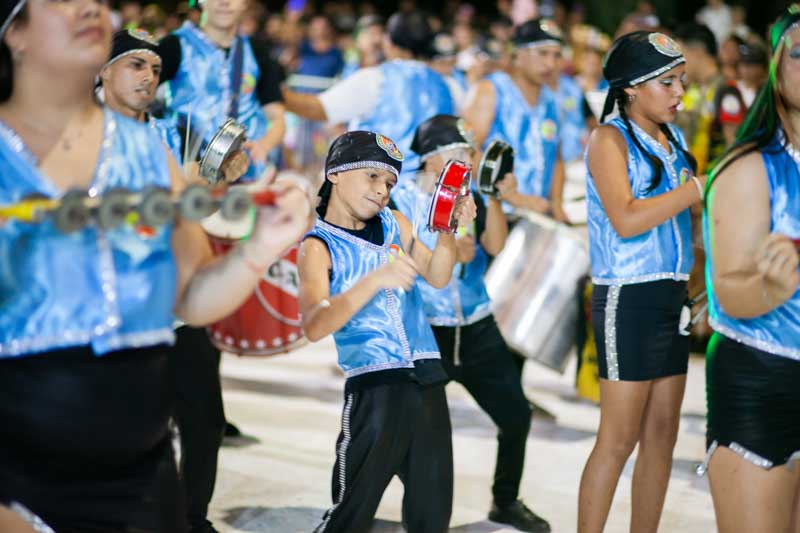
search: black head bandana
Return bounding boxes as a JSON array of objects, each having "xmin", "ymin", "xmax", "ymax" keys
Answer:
[
  {"xmin": 106, "ymin": 28, "xmax": 161, "ymax": 69},
  {"xmin": 0, "ymin": 0, "xmax": 25, "ymax": 40},
  {"xmin": 411, "ymin": 114, "xmax": 475, "ymax": 162},
  {"xmin": 511, "ymin": 18, "xmax": 563, "ymax": 49},
  {"xmin": 318, "ymin": 131, "xmax": 404, "ymax": 213},
  {"xmin": 601, "ymin": 31, "xmax": 685, "ymax": 121},
  {"xmin": 386, "ymin": 11, "xmax": 434, "ymax": 59}
]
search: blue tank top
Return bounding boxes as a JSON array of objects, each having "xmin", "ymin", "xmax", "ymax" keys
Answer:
[
  {"xmin": 149, "ymin": 115, "xmax": 183, "ymax": 164},
  {"xmin": 165, "ymin": 22, "xmax": 270, "ymax": 181},
  {"xmin": 305, "ymin": 208, "xmax": 440, "ymax": 377},
  {"xmin": 391, "ymin": 181, "xmax": 492, "ymax": 326},
  {"xmin": 555, "ymin": 74, "xmax": 587, "ymax": 163},
  {"xmin": 349, "ymin": 60, "xmax": 454, "ymax": 181},
  {"xmin": 704, "ymin": 133, "xmax": 800, "ymax": 360},
  {"xmin": 485, "ymin": 71, "xmax": 561, "ymax": 200},
  {"xmin": 587, "ymin": 117, "xmax": 694, "ymax": 285},
  {"xmin": 0, "ymin": 109, "xmax": 177, "ymax": 358}
]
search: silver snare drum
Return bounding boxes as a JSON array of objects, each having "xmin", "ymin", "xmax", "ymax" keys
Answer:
[
  {"xmin": 198, "ymin": 118, "xmax": 247, "ymax": 184},
  {"xmin": 485, "ymin": 211, "xmax": 590, "ymax": 373}
]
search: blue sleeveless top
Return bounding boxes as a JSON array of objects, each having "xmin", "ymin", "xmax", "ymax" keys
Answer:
[
  {"xmin": 0, "ymin": 110, "xmax": 177, "ymax": 358},
  {"xmin": 165, "ymin": 22, "xmax": 270, "ymax": 181},
  {"xmin": 587, "ymin": 117, "xmax": 694, "ymax": 285},
  {"xmin": 305, "ymin": 208, "xmax": 440, "ymax": 377},
  {"xmin": 485, "ymin": 71, "xmax": 561, "ymax": 200},
  {"xmin": 555, "ymin": 74, "xmax": 587, "ymax": 163},
  {"xmin": 704, "ymin": 133, "xmax": 800, "ymax": 360}
]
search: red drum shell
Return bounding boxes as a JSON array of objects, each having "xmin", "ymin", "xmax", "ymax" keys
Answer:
[
  {"xmin": 439, "ymin": 160, "xmax": 471, "ymax": 190},
  {"xmin": 207, "ymin": 237, "xmax": 306, "ymax": 356},
  {"xmin": 428, "ymin": 184, "xmax": 459, "ymax": 233}
]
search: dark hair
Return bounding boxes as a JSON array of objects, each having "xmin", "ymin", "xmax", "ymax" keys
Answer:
[
  {"xmin": 611, "ymin": 88, "xmax": 698, "ymax": 193},
  {"xmin": 705, "ymin": 6, "xmax": 800, "ymax": 204},
  {"xmin": 0, "ymin": 1, "xmax": 27, "ymax": 103},
  {"xmin": 387, "ymin": 11, "xmax": 434, "ymax": 59},
  {"xmin": 673, "ymin": 22, "xmax": 718, "ymax": 57}
]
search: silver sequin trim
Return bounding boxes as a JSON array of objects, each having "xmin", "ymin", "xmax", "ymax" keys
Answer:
[
  {"xmin": 317, "ymin": 393, "xmax": 355, "ymax": 532},
  {"xmin": 428, "ymin": 307, "xmax": 493, "ymax": 327},
  {"xmin": 628, "ymin": 57, "xmax": 686, "ymax": 87},
  {"xmin": 604, "ymin": 285, "xmax": 621, "ymax": 381},
  {"xmin": 514, "ymin": 39, "xmax": 562, "ymax": 50},
  {"xmin": 419, "ymin": 142, "xmax": 474, "ymax": 162},
  {"xmin": 592, "ymin": 272, "xmax": 689, "ymax": 286},
  {"xmin": 343, "ymin": 360, "xmax": 416, "ymax": 378},
  {"xmin": 8, "ymin": 502, "xmax": 55, "ymax": 533},
  {"xmin": 326, "ymin": 161, "xmax": 399, "ymax": 177},
  {"xmin": 729, "ymin": 441, "xmax": 774, "ymax": 469},
  {"xmin": 709, "ymin": 318, "xmax": 800, "ymax": 361},
  {"xmin": 695, "ymin": 440, "xmax": 718, "ymax": 476},
  {"xmin": 105, "ymin": 49, "xmax": 161, "ymax": 69},
  {"xmin": 103, "ymin": 328, "xmax": 176, "ymax": 351}
]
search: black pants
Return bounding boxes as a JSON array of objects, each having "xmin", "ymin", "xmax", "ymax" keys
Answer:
[
  {"xmin": 0, "ymin": 346, "xmax": 186, "ymax": 533},
  {"xmin": 170, "ymin": 326, "xmax": 226, "ymax": 531},
  {"xmin": 315, "ymin": 382, "xmax": 453, "ymax": 533},
  {"xmin": 432, "ymin": 316, "xmax": 532, "ymax": 506}
]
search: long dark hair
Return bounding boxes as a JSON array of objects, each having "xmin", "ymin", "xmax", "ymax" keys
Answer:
[
  {"xmin": 0, "ymin": 1, "xmax": 28, "ymax": 103},
  {"xmin": 610, "ymin": 86, "xmax": 698, "ymax": 193},
  {"xmin": 705, "ymin": 6, "xmax": 800, "ymax": 203}
]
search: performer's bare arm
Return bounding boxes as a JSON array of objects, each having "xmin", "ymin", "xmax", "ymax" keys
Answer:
[
  {"xmin": 170, "ymin": 152, "xmax": 313, "ymax": 325},
  {"xmin": 707, "ymin": 149, "xmax": 799, "ymax": 318},
  {"xmin": 298, "ymin": 237, "xmax": 420, "ymax": 341},
  {"xmin": 588, "ymin": 124, "xmax": 703, "ymax": 239},
  {"xmin": 549, "ymin": 155, "xmax": 570, "ymax": 223},
  {"xmin": 393, "ymin": 196, "xmax": 477, "ymax": 288},
  {"xmin": 462, "ymin": 79, "xmax": 496, "ymax": 148},
  {"xmin": 244, "ymin": 102, "xmax": 286, "ymax": 162},
  {"xmin": 481, "ymin": 175, "xmax": 514, "ymax": 255},
  {"xmin": 281, "ymin": 88, "xmax": 328, "ymax": 121}
]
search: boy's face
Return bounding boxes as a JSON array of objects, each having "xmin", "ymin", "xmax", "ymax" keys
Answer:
[{"xmin": 329, "ymin": 167, "xmax": 398, "ymax": 220}]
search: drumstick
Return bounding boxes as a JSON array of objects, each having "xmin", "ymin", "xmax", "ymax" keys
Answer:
[{"xmin": 183, "ymin": 107, "xmax": 192, "ymax": 169}]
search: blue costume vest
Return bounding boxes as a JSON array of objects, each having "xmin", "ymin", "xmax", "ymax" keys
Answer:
[
  {"xmin": 485, "ymin": 71, "xmax": 561, "ymax": 200},
  {"xmin": 555, "ymin": 74, "xmax": 587, "ymax": 163},
  {"xmin": 149, "ymin": 115, "xmax": 183, "ymax": 164},
  {"xmin": 704, "ymin": 133, "xmax": 800, "ymax": 360},
  {"xmin": 391, "ymin": 182, "xmax": 492, "ymax": 326},
  {"xmin": 587, "ymin": 117, "xmax": 694, "ymax": 285},
  {"xmin": 165, "ymin": 22, "xmax": 270, "ymax": 181},
  {"xmin": 349, "ymin": 60, "xmax": 454, "ymax": 181},
  {"xmin": 305, "ymin": 208, "xmax": 440, "ymax": 377},
  {"xmin": 0, "ymin": 110, "xmax": 177, "ymax": 358}
]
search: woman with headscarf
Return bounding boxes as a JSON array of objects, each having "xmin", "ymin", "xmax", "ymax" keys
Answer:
[
  {"xmin": 700, "ymin": 5, "xmax": 800, "ymax": 532},
  {"xmin": 0, "ymin": 1, "xmax": 311, "ymax": 531},
  {"xmin": 577, "ymin": 31, "xmax": 705, "ymax": 533}
]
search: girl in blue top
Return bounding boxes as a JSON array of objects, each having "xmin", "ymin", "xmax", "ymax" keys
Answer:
[
  {"xmin": 577, "ymin": 32, "xmax": 707, "ymax": 533},
  {"xmin": 0, "ymin": 1, "xmax": 311, "ymax": 530},
  {"xmin": 701, "ymin": 6, "xmax": 800, "ymax": 532}
]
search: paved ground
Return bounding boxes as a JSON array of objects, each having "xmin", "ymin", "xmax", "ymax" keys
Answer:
[{"xmin": 208, "ymin": 336, "xmax": 716, "ymax": 533}]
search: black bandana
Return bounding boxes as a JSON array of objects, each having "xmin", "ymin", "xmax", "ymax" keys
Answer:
[
  {"xmin": 601, "ymin": 31, "xmax": 685, "ymax": 121},
  {"xmin": 106, "ymin": 28, "xmax": 161, "ymax": 68},
  {"xmin": 511, "ymin": 18, "xmax": 563, "ymax": 49},
  {"xmin": 411, "ymin": 115, "xmax": 475, "ymax": 162}
]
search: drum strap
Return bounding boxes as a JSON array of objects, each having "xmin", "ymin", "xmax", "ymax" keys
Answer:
[{"xmin": 228, "ymin": 37, "xmax": 245, "ymax": 120}]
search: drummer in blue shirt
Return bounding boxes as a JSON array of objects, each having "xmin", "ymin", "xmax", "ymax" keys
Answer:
[
  {"xmin": 0, "ymin": 1, "xmax": 311, "ymax": 530},
  {"xmin": 577, "ymin": 32, "xmax": 706, "ymax": 533}
]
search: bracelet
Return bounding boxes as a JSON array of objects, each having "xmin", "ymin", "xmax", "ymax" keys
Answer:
[{"xmin": 690, "ymin": 175, "xmax": 704, "ymax": 201}]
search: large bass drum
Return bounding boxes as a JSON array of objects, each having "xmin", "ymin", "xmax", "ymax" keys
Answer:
[{"xmin": 485, "ymin": 211, "xmax": 590, "ymax": 373}]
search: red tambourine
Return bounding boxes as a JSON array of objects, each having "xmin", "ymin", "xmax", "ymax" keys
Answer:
[{"xmin": 427, "ymin": 159, "xmax": 472, "ymax": 234}]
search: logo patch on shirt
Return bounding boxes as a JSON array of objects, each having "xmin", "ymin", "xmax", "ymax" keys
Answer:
[
  {"xmin": 240, "ymin": 73, "xmax": 256, "ymax": 95},
  {"xmin": 649, "ymin": 33, "xmax": 683, "ymax": 58},
  {"xmin": 679, "ymin": 167, "xmax": 690, "ymax": 184},
  {"xmin": 563, "ymin": 97, "xmax": 577, "ymax": 111},
  {"xmin": 541, "ymin": 119, "xmax": 558, "ymax": 141},
  {"xmin": 376, "ymin": 134, "xmax": 404, "ymax": 161},
  {"xmin": 127, "ymin": 28, "xmax": 158, "ymax": 46}
]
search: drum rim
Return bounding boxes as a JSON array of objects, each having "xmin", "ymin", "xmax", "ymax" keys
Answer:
[{"xmin": 199, "ymin": 119, "xmax": 247, "ymax": 183}]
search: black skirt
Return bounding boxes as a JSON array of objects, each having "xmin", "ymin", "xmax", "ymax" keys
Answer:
[
  {"xmin": 0, "ymin": 345, "xmax": 185, "ymax": 533},
  {"xmin": 705, "ymin": 333, "xmax": 800, "ymax": 469},
  {"xmin": 592, "ymin": 280, "xmax": 689, "ymax": 381}
]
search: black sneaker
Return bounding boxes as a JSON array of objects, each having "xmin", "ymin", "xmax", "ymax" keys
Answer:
[
  {"xmin": 488, "ymin": 500, "xmax": 551, "ymax": 533},
  {"xmin": 224, "ymin": 421, "xmax": 242, "ymax": 437}
]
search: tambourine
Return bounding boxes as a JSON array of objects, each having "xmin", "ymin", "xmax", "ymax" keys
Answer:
[
  {"xmin": 427, "ymin": 159, "xmax": 472, "ymax": 233},
  {"xmin": 0, "ymin": 185, "xmax": 276, "ymax": 233},
  {"xmin": 477, "ymin": 140, "xmax": 514, "ymax": 197},
  {"xmin": 198, "ymin": 118, "xmax": 247, "ymax": 184}
]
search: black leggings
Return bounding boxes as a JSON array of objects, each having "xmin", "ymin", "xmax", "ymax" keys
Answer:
[{"xmin": 0, "ymin": 345, "xmax": 185, "ymax": 533}]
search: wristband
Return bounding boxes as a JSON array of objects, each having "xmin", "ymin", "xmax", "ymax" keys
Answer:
[{"xmin": 691, "ymin": 175, "xmax": 704, "ymax": 201}]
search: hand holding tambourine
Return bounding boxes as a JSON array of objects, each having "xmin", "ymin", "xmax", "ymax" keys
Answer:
[
  {"xmin": 427, "ymin": 160, "xmax": 476, "ymax": 233},
  {"xmin": 494, "ymin": 172, "xmax": 518, "ymax": 199}
]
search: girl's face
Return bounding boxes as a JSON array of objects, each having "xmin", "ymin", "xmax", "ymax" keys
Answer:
[
  {"xmin": 628, "ymin": 64, "xmax": 687, "ymax": 124},
  {"xmin": 328, "ymin": 167, "xmax": 398, "ymax": 220},
  {"xmin": 5, "ymin": 0, "xmax": 112, "ymax": 79},
  {"xmin": 778, "ymin": 27, "xmax": 800, "ymax": 112}
]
